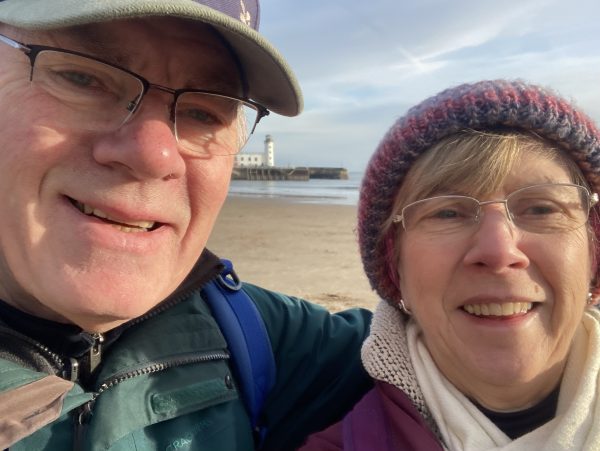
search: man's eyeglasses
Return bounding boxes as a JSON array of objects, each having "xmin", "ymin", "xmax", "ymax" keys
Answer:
[
  {"xmin": 0, "ymin": 33, "xmax": 269, "ymax": 156},
  {"xmin": 392, "ymin": 183, "xmax": 599, "ymax": 235}
]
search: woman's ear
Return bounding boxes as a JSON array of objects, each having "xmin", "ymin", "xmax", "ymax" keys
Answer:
[
  {"xmin": 384, "ymin": 231, "xmax": 401, "ymax": 292},
  {"xmin": 589, "ymin": 260, "xmax": 598, "ymax": 306},
  {"xmin": 588, "ymin": 213, "xmax": 600, "ymax": 291},
  {"xmin": 589, "ymin": 288, "xmax": 600, "ymax": 307}
]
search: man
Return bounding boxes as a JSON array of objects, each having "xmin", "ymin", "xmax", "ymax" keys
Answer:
[{"xmin": 0, "ymin": 1, "xmax": 372, "ymax": 450}]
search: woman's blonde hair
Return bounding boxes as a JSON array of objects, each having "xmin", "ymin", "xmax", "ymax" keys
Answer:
[{"xmin": 380, "ymin": 129, "xmax": 594, "ymax": 282}]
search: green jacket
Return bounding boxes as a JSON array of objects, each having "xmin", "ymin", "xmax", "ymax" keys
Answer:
[{"xmin": 0, "ymin": 253, "xmax": 372, "ymax": 451}]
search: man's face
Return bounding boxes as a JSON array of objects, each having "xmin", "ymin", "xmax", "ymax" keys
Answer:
[{"xmin": 0, "ymin": 18, "xmax": 240, "ymax": 331}]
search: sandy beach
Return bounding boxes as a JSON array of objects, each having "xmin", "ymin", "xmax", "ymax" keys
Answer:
[{"xmin": 207, "ymin": 196, "xmax": 380, "ymax": 312}]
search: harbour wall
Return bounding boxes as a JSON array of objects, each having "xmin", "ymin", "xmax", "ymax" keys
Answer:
[{"xmin": 232, "ymin": 166, "xmax": 348, "ymax": 181}]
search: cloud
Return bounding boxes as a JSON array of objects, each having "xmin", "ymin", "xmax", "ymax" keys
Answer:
[{"xmin": 256, "ymin": 0, "xmax": 600, "ymax": 170}]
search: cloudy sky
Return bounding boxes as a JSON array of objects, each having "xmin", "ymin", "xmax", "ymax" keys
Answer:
[{"xmin": 242, "ymin": 0, "xmax": 600, "ymax": 171}]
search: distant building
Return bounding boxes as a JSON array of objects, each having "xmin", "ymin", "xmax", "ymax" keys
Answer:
[{"xmin": 235, "ymin": 135, "xmax": 275, "ymax": 168}]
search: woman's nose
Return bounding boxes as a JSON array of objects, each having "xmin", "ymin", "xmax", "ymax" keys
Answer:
[
  {"xmin": 463, "ymin": 206, "xmax": 530, "ymax": 271},
  {"xmin": 92, "ymin": 92, "xmax": 186, "ymax": 181}
]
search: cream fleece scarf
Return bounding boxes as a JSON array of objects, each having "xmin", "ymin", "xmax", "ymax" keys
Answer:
[{"xmin": 362, "ymin": 301, "xmax": 600, "ymax": 451}]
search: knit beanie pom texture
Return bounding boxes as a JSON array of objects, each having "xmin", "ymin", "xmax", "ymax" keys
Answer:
[{"xmin": 358, "ymin": 79, "xmax": 600, "ymax": 304}]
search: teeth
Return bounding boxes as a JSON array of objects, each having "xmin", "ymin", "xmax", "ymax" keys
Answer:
[
  {"xmin": 75, "ymin": 200, "xmax": 155, "ymax": 231},
  {"xmin": 463, "ymin": 302, "xmax": 533, "ymax": 317},
  {"xmin": 490, "ymin": 303, "xmax": 503, "ymax": 316},
  {"xmin": 114, "ymin": 225, "xmax": 148, "ymax": 233}
]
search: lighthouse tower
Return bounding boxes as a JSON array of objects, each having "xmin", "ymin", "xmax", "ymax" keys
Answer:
[{"xmin": 265, "ymin": 135, "xmax": 275, "ymax": 167}]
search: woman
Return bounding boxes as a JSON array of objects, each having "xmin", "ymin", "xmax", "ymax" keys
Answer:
[{"xmin": 299, "ymin": 80, "xmax": 600, "ymax": 450}]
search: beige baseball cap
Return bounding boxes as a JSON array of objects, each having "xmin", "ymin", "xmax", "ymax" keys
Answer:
[{"xmin": 0, "ymin": 0, "xmax": 303, "ymax": 116}]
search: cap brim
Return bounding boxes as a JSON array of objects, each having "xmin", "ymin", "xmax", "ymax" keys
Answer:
[{"xmin": 0, "ymin": 0, "xmax": 303, "ymax": 116}]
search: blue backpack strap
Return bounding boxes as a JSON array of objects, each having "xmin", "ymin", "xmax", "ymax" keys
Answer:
[{"xmin": 201, "ymin": 259, "xmax": 276, "ymax": 443}]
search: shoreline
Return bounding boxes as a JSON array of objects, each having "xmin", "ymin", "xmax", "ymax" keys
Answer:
[
  {"xmin": 207, "ymin": 195, "xmax": 379, "ymax": 311},
  {"xmin": 227, "ymin": 175, "xmax": 362, "ymax": 206},
  {"xmin": 226, "ymin": 192, "xmax": 351, "ymax": 203}
]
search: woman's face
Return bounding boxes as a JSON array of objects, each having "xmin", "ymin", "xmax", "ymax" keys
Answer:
[{"xmin": 398, "ymin": 152, "xmax": 594, "ymax": 410}]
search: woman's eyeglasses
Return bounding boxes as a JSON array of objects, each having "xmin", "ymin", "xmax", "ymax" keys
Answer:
[{"xmin": 393, "ymin": 183, "xmax": 598, "ymax": 235}]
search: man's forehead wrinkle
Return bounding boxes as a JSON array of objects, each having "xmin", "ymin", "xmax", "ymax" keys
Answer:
[
  {"xmin": 184, "ymin": 72, "xmax": 240, "ymax": 93},
  {"xmin": 62, "ymin": 26, "xmax": 135, "ymax": 68},
  {"xmin": 1, "ymin": 25, "xmax": 53, "ymax": 45},
  {"xmin": 58, "ymin": 26, "xmax": 240, "ymax": 94}
]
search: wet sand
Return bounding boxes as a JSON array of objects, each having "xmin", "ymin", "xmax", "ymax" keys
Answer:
[{"xmin": 207, "ymin": 196, "xmax": 379, "ymax": 311}]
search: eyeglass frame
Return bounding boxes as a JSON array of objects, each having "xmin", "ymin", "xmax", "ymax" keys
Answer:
[
  {"xmin": 0, "ymin": 33, "xmax": 270, "ymax": 154},
  {"xmin": 392, "ymin": 183, "xmax": 599, "ymax": 233}
]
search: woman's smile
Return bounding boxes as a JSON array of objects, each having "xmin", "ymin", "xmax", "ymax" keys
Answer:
[{"xmin": 461, "ymin": 301, "xmax": 534, "ymax": 317}]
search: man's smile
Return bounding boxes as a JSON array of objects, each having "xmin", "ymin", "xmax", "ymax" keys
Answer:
[{"xmin": 69, "ymin": 197, "xmax": 161, "ymax": 233}]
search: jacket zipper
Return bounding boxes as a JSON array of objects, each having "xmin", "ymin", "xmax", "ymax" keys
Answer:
[
  {"xmin": 123, "ymin": 282, "xmax": 211, "ymax": 330},
  {"xmin": 0, "ymin": 275, "xmax": 222, "ymax": 449},
  {"xmin": 76, "ymin": 280, "xmax": 215, "ymax": 383},
  {"xmin": 72, "ymin": 281, "xmax": 222, "ymax": 449},
  {"xmin": 0, "ymin": 327, "xmax": 75, "ymax": 378},
  {"xmin": 73, "ymin": 350, "xmax": 230, "ymax": 450},
  {"xmin": 88, "ymin": 333, "xmax": 104, "ymax": 373}
]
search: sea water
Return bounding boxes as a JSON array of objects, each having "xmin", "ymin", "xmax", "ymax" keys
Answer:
[{"xmin": 227, "ymin": 171, "xmax": 364, "ymax": 205}]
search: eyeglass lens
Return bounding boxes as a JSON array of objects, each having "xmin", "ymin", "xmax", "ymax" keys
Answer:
[
  {"xmin": 401, "ymin": 184, "xmax": 592, "ymax": 234},
  {"xmin": 31, "ymin": 50, "xmax": 258, "ymax": 155}
]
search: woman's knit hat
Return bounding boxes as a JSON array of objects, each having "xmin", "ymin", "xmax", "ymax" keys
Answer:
[{"xmin": 358, "ymin": 79, "xmax": 600, "ymax": 304}]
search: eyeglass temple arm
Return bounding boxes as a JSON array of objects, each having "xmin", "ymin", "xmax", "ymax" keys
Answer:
[
  {"xmin": 250, "ymin": 109, "xmax": 270, "ymax": 134},
  {"xmin": 256, "ymin": 108, "xmax": 269, "ymax": 123},
  {"xmin": 0, "ymin": 34, "xmax": 30, "ymax": 53}
]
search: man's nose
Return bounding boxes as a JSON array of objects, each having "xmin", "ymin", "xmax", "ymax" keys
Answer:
[
  {"xmin": 92, "ymin": 92, "xmax": 185, "ymax": 181},
  {"xmin": 463, "ymin": 205, "xmax": 530, "ymax": 271}
]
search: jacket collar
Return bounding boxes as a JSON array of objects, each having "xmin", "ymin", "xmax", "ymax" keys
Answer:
[{"xmin": 0, "ymin": 248, "xmax": 224, "ymax": 359}]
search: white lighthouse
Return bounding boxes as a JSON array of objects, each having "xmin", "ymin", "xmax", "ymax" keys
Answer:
[
  {"xmin": 265, "ymin": 135, "xmax": 274, "ymax": 167},
  {"xmin": 234, "ymin": 135, "xmax": 276, "ymax": 168}
]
